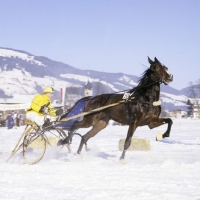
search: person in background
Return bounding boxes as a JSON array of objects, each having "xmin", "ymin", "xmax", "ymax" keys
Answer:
[
  {"xmin": 11, "ymin": 111, "xmax": 14, "ymax": 119},
  {"xmin": 6, "ymin": 113, "xmax": 14, "ymax": 129},
  {"xmin": 26, "ymin": 86, "xmax": 63, "ymax": 128},
  {"xmin": 12, "ymin": 111, "xmax": 18, "ymax": 129},
  {"xmin": 19, "ymin": 114, "xmax": 24, "ymax": 126},
  {"xmin": 0, "ymin": 117, "xmax": 6, "ymax": 127},
  {"xmin": 15, "ymin": 111, "xmax": 21, "ymax": 127}
]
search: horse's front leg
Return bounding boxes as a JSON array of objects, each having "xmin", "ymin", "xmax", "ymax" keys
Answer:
[
  {"xmin": 148, "ymin": 118, "xmax": 173, "ymax": 140},
  {"xmin": 120, "ymin": 123, "xmax": 137, "ymax": 161}
]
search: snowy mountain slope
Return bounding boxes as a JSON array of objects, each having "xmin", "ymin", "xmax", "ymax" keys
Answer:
[{"xmin": 0, "ymin": 47, "xmax": 189, "ymax": 111}]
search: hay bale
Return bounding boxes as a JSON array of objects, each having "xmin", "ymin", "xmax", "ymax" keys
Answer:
[
  {"xmin": 156, "ymin": 132, "xmax": 163, "ymax": 141},
  {"xmin": 46, "ymin": 136, "xmax": 59, "ymax": 146},
  {"xmin": 119, "ymin": 138, "xmax": 150, "ymax": 151},
  {"xmin": 29, "ymin": 136, "xmax": 59, "ymax": 149}
]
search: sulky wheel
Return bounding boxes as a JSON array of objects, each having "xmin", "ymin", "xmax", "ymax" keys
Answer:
[{"xmin": 22, "ymin": 130, "xmax": 47, "ymax": 165}]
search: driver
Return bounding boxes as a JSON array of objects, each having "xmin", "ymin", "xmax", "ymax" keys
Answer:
[{"xmin": 26, "ymin": 86, "xmax": 63, "ymax": 128}]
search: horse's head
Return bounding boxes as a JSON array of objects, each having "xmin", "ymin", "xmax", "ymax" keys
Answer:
[{"xmin": 148, "ymin": 57, "xmax": 173, "ymax": 85}]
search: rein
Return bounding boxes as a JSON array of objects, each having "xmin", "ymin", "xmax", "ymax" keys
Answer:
[
  {"xmin": 54, "ymin": 97, "xmax": 135, "ymax": 126},
  {"xmin": 54, "ymin": 78, "xmax": 163, "ymax": 127},
  {"xmin": 143, "ymin": 80, "xmax": 161, "ymax": 88}
]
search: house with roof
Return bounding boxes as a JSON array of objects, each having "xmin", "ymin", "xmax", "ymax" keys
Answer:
[
  {"xmin": 84, "ymin": 80, "xmax": 93, "ymax": 97},
  {"xmin": 187, "ymin": 98, "xmax": 200, "ymax": 119},
  {"xmin": 169, "ymin": 109, "xmax": 188, "ymax": 118},
  {"xmin": 0, "ymin": 94, "xmax": 34, "ymax": 120}
]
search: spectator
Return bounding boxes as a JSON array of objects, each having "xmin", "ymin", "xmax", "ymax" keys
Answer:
[
  {"xmin": 6, "ymin": 113, "xmax": 14, "ymax": 129},
  {"xmin": 16, "ymin": 111, "xmax": 21, "ymax": 127},
  {"xmin": 12, "ymin": 111, "xmax": 18, "ymax": 129},
  {"xmin": 0, "ymin": 117, "xmax": 5, "ymax": 127},
  {"xmin": 19, "ymin": 114, "xmax": 24, "ymax": 126}
]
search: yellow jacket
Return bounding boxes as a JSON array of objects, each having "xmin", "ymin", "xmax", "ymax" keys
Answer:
[{"xmin": 27, "ymin": 94, "xmax": 56, "ymax": 116}]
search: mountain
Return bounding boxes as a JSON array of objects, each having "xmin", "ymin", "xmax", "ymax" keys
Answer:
[{"xmin": 0, "ymin": 47, "xmax": 189, "ymax": 111}]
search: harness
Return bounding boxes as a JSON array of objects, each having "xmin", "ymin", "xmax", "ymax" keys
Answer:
[
  {"xmin": 122, "ymin": 93, "xmax": 132, "ymax": 124},
  {"xmin": 122, "ymin": 79, "xmax": 162, "ymax": 125}
]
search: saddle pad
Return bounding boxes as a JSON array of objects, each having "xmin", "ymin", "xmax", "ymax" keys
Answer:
[{"xmin": 56, "ymin": 100, "xmax": 87, "ymax": 128}]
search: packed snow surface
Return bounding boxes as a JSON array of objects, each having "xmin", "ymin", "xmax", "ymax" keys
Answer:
[{"xmin": 0, "ymin": 119, "xmax": 200, "ymax": 200}]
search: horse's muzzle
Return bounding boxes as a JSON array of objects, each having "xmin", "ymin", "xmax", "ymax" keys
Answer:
[{"xmin": 163, "ymin": 74, "xmax": 173, "ymax": 85}]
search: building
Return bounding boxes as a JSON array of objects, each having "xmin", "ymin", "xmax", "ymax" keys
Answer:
[
  {"xmin": 187, "ymin": 98, "xmax": 200, "ymax": 118},
  {"xmin": 84, "ymin": 80, "xmax": 93, "ymax": 97},
  {"xmin": 0, "ymin": 94, "xmax": 34, "ymax": 120},
  {"xmin": 169, "ymin": 109, "xmax": 188, "ymax": 118}
]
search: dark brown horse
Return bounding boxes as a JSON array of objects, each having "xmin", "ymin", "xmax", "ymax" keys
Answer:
[{"xmin": 58, "ymin": 57, "xmax": 173, "ymax": 161}]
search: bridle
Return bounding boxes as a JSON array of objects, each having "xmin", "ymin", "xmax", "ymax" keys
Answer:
[
  {"xmin": 114, "ymin": 63, "xmax": 170, "ymax": 95},
  {"xmin": 143, "ymin": 79, "xmax": 161, "ymax": 88},
  {"xmin": 151, "ymin": 63, "xmax": 167, "ymax": 85},
  {"xmin": 142, "ymin": 65, "xmax": 165, "ymax": 89}
]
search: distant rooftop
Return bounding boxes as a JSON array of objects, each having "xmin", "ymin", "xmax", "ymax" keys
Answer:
[{"xmin": 84, "ymin": 81, "xmax": 92, "ymax": 90}]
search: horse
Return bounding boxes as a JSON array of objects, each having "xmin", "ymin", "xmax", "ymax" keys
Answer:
[{"xmin": 58, "ymin": 57, "xmax": 173, "ymax": 161}]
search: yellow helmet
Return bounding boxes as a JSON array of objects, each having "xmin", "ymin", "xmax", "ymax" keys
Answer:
[{"xmin": 43, "ymin": 86, "xmax": 54, "ymax": 93}]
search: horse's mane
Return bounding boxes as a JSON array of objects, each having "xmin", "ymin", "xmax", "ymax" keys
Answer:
[{"xmin": 129, "ymin": 68, "xmax": 151, "ymax": 94}]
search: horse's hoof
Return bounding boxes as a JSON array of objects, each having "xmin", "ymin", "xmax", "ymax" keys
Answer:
[
  {"xmin": 156, "ymin": 132, "xmax": 163, "ymax": 141},
  {"xmin": 57, "ymin": 139, "xmax": 66, "ymax": 146},
  {"xmin": 119, "ymin": 159, "xmax": 126, "ymax": 164}
]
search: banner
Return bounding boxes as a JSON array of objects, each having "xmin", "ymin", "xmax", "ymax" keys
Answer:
[{"xmin": 0, "ymin": 103, "xmax": 30, "ymax": 111}]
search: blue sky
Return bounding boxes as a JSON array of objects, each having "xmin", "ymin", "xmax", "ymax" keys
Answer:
[{"xmin": 0, "ymin": 0, "xmax": 199, "ymax": 90}]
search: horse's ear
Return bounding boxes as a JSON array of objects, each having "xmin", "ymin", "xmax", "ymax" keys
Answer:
[
  {"xmin": 154, "ymin": 57, "xmax": 159, "ymax": 63},
  {"xmin": 148, "ymin": 57, "xmax": 153, "ymax": 64}
]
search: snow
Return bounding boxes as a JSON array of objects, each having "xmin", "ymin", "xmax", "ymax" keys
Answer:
[
  {"xmin": 60, "ymin": 74, "xmax": 119, "ymax": 91},
  {"xmin": 119, "ymin": 75, "xmax": 131, "ymax": 82},
  {"xmin": 0, "ymin": 48, "xmax": 45, "ymax": 66},
  {"xmin": 0, "ymin": 119, "xmax": 200, "ymax": 199},
  {"xmin": 161, "ymin": 92, "xmax": 188, "ymax": 102},
  {"xmin": 0, "ymin": 69, "xmax": 76, "ymax": 96},
  {"xmin": 118, "ymin": 75, "xmax": 138, "ymax": 86}
]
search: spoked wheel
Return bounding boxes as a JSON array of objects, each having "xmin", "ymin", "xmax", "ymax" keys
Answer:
[{"xmin": 22, "ymin": 130, "xmax": 47, "ymax": 165}]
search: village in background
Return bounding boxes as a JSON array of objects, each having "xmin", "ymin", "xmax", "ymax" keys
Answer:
[
  {"xmin": 0, "ymin": 80, "xmax": 93, "ymax": 128},
  {"xmin": 0, "ymin": 78, "xmax": 200, "ymax": 129}
]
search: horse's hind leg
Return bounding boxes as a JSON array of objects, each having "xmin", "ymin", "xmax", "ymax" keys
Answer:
[
  {"xmin": 57, "ymin": 119, "xmax": 84, "ymax": 146},
  {"xmin": 77, "ymin": 117, "xmax": 109, "ymax": 154}
]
